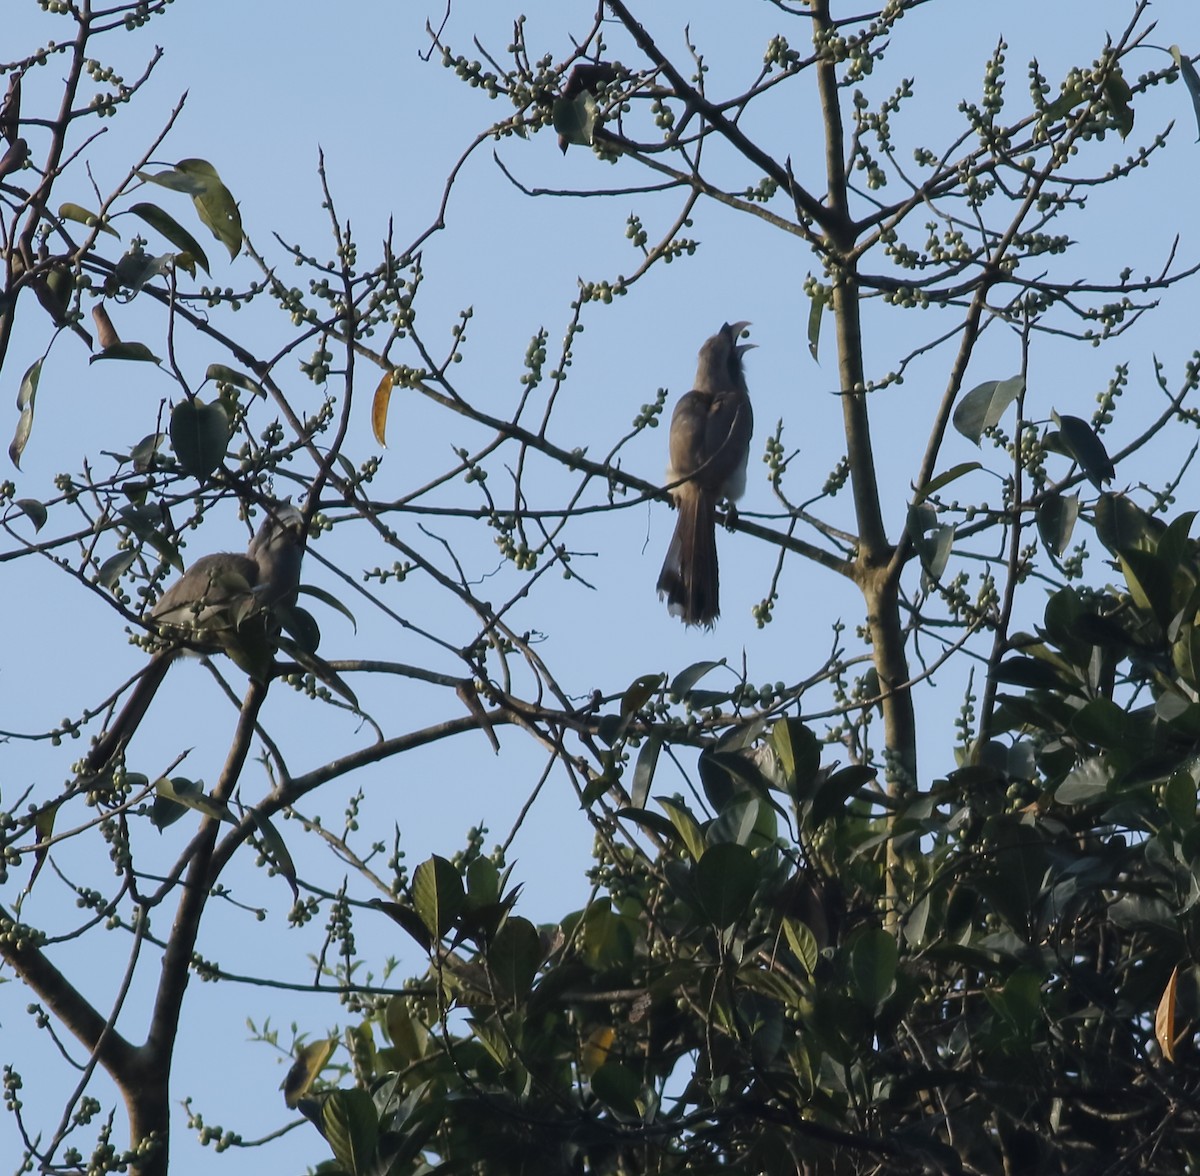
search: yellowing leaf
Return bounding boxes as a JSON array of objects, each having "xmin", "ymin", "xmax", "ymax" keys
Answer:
[
  {"xmin": 581, "ymin": 1026, "xmax": 615, "ymax": 1076},
  {"xmin": 371, "ymin": 370, "xmax": 394, "ymax": 447},
  {"xmin": 1156, "ymin": 966, "xmax": 1179, "ymax": 1063},
  {"xmin": 281, "ymin": 1036, "xmax": 336, "ymax": 1107}
]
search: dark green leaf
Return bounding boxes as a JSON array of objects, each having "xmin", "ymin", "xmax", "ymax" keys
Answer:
[
  {"xmin": 278, "ymin": 603, "xmax": 321, "ymax": 654},
  {"xmin": 170, "ymin": 398, "xmax": 229, "ymax": 480},
  {"xmin": 810, "ymin": 764, "xmax": 876, "ymax": 825},
  {"xmin": 1171, "ymin": 46, "xmax": 1200, "ymax": 141},
  {"xmin": 14, "ymin": 498, "xmax": 47, "ymax": 531},
  {"xmin": 465, "ymin": 855, "xmax": 500, "ymax": 906},
  {"xmin": 992, "ymin": 656, "xmax": 1067, "ymax": 691},
  {"xmin": 952, "ymin": 375, "xmax": 1023, "ymax": 445},
  {"xmin": 631, "ymin": 735, "xmax": 660, "ymax": 810},
  {"xmin": 1037, "ymin": 491, "xmax": 1080, "ymax": 558},
  {"xmin": 771, "ymin": 716, "xmax": 820, "ymax": 795},
  {"xmin": 806, "ymin": 285, "xmax": 826, "ymax": 362},
  {"xmin": 322, "ymin": 1087, "xmax": 379, "ymax": 1176},
  {"xmin": 368, "ymin": 899, "xmax": 431, "ymax": 953},
  {"xmin": 621, "ymin": 672, "xmax": 664, "ymax": 718},
  {"xmin": 153, "ymin": 776, "xmax": 234, "ymax": 826},
  {"xmin": 8, "ymin": 358, "xmax": 41, "ymax": 469},
  {"xmin": 590, "ymin": 1059, "xmax": 643, "ymax": 1117},
  {"xmin": 90, "ymin": 341, "xmax": 161, "ymax": 364},
  {"xmin": 669, "ymin": 659, "xmax": 724, "ymax": 697},
  {"xmin": 129, "ymin": 201, "xmax": 211, "ymax": 275},
  {"xmin": 412, "ymin": 855, "xmax": 464, "ymax": 941},
  {"xmin": 488, "ymin": 915, "xmax": 541, "ymax": 998},
  {"xmin": 1165, "ymin": 768, "xmax": 1197, "ymax": 832},
  {"xmin": 1055, "ymin": 756, "xmax": 1110, "ymax": 804},
  {"xmin": 1094, "ymin": 492, "xmax": 1160, "ymax": 555},
  {"xmin": 694, "ymin": 841, "xmax": 757, "ymax": 928},
  {"xmin": 1070, "ymin": 697, "xmax": 1129, "ymax": 749},
  {"xmin": 850, "ymin": 927, "xmax": 899, "ymax": 1008},
  {"xmin": 97, "ymin": 550, "xmax": 137, "ymax": 590},
  {"xmin": 251, "ymin": 812, "xmax": 298, "ymax": 902},
  {"xmin": 614, "ymin": 806, "xmax": 676, "ymax": 842},
  {"xmin": 1052, "ymin": 412, "xmax": 1115, "ymax": 489}
]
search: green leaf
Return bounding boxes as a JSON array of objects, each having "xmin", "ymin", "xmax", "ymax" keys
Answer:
[
  {"xmin": 952, "ymin": 375, "xmax": 1024, "ymax": 445},
  {"xmin": 8, "ymin": 358, "xmax": 41, "ymax": 469},
  {"xmin": 614, "ymin": 806, "xmax": 676, "ymax": 842},
  {"xmin": 138, "ymin": 166, "xmax": 208, "ymax": 195},
  {"xmin": 915, "ymin": 461, "xmax": 981, "ymax": 502},
  {"xmin": 488, "ymin": 915, "xmax": 541, "ymax": 998},
  {"xmin": 590, "ymin": 1060, "xmax": 643, "ymax": 1117},
  {"xmin": 292, "ymin": 586, "xmax": 353, "ymax": 634},
  {"xmin": 465, "ymin": 855, "xmax": 500, "ymax": 906},
  {"xmin": 657, "ymin": 796, "xmax": 707, "ymax": 861},
  {"xmin": 281, "ymin": 1037, "xmax": 336, "ymax": 1109},
  {"xmin": 278, "ymin": 603, "xmax": 321, "ymax": 654},
  {"xmin": 1094, "ymin": 492, "xmax": 1160, "ymax": 555},
  {"xmin": 849, "ymin": 927, "xmax": 899, "ymax": 1008},
  {"xmin": 89, "ymin": 341, "xmax": 162, "ymax": 364},
  {"xmin": 14, "ymin": 498, "xmax": 47, "ymax": 531},
  {"xmin": 368, "ymin": 899, "xmax": 431, "ymax": 953},
  {"xmin": 1165, "ymin": 768, "xmax": 1197, "ymax": 832},
  {"xmin": 58, "ymin": 202, "xmax": 119, "ymax": 237},
  {"xmin": 669, "ymin": 659, "xmax": 725, "ymax": 697},
  {"xmin": 1103, "ymin": 67, "xmax": 1134, "ymax": 140},
  {"xmin": 322, "ymin": 1088, "xmax": 379, "ymax": 1176},
  {"xmin": 917, "ymin": 523, "xmax": 955, "ymax": 582},
  {"xmin": 806, "ymin": 285, "xmax": 827, "ymax": 362},
  {"xmin": 205, "ymin": 362, "xmax": 264, "ymax": 397},
  {"xmin": 1070, "ymin": 697, "xmax": 1129, "ymax": 749},
  {"xmin": 992, "ymin": 656, "xmax": 1066, "ymax": 691},
  {"xmin": 411, "ymin": 854, "xmax": 464, "ymax": 941},
  {"xmin": 1050, "ymin": 412, "xmax": 1115, "ymax": 489},
  {"xmin": 1119, "ymin": 548, "xmax": 1173, "ymax": 627},
  {"xmin": 621, "ymin": 672, "xmax": 664, "ymax": 718},
  {"xmin": 97, "ymin": 550, "xmax": 137, "ymax": 590},
  {"xmin": 631, "ymin": 735, "xmax": 660, "ymax": 810},
  {"xmin": 129, "ymin": 201, "xmax": 211, "ymax": 275},
  {"xmin": 1054, "ymin": 756, "xmax": 1110, "ymax": 804},
  {"xmin": 694, "ymin": 841, "xmax": 757, "ymax": 928},
  {"xmin": 1037, "ymin": 491, "xmax": 1080, "ymax": 558},
  {"xmin": 251, "ymin": 812, "xmax": 298, "ymax": 902},
  {"xmin": 1171, "ymin": 46, "xmax": 1200, "ymax": 142},
  {"xmin": 782, "ymin": 915, "xmax": 820, "ymax": 977},
  {"xmin": 810, "ymin": 764, "xmax": 876, "ymax": 825},
  {"xmin": 552, "ymin": 90, "xmax": 598, "ymax": 148},
  {"xmin": 177, "ymin": 158, "xmax": 244, "ymax": 258},
  {"xmin": 771, "ymin": 716, "xmax": 820, "ymax": 795},
  {"xmin": 170, "ymin": 398, "xmax": 229, "ymax": 480},
  {"xmin": 152, "ymin": 776, "xmax": 235, "ymax": 827},
  {"xmin": 105, "ymin": 245, "xmax": 175, "ymax": 296}
]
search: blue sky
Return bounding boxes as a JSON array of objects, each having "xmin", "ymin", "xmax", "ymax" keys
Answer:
[{"xmin": 4, "ymin": 2, "xmax": 1200, "ymax": 1171}]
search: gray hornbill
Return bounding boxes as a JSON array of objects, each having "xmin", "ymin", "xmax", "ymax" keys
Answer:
[
  {"xmin": 656, "ymin": 322, "xmax": 754, "ymax": 627},
  {"xmin": 84, "ymin": 503, "xmax": 306, "ymax": 774}
]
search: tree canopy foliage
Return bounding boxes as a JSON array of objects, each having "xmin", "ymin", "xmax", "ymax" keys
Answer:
[{"xmin": 4, "ymin": 1, "xmax": 1200, "ymax": 1173}]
